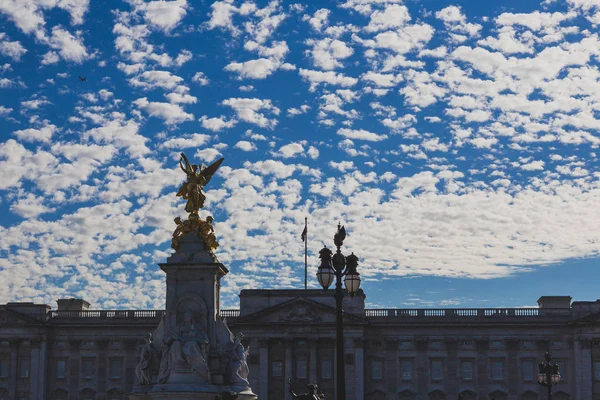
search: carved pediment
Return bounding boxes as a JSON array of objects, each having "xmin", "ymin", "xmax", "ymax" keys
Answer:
[{"xmin": 232, "ymin": 297, "xmax": 366, "ymax": 326}]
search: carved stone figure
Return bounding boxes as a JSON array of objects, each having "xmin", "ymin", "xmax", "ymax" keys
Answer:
[
  {"xmin": 230, "ymin": 333, "xmax": 250, "ymax": 387},
  {"xmin": 289, "ymin": 380, "xmax": 325, "ymax": 399},
  {"xmin": 171, "ymin": 215, "xmax": 219, "ymax": 252},
  {"xmin": 176, "ymin": 152, "xmax": 224, "ymax": 216},
  {"xmin": 158, "ymin": 309, "xmax": 211, "ymax": 384},
  {"xmin": 136, "ymin": 333, "xmax": 154, "ymax": 386}
]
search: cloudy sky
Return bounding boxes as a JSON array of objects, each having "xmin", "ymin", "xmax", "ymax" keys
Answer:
[{"xmin": 1, "ymin": 0, "xmax": 600, "ymax": 310}]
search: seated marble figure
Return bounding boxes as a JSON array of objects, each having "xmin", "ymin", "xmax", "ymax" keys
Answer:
[{"xmin": 158, "ymin": 309, "xmax": 211, "ymax": 384}]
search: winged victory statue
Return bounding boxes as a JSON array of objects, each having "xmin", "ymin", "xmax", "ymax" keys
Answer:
[{"xmin": 177, "ymin": 152, "xmax": 224, "ymax": 217}]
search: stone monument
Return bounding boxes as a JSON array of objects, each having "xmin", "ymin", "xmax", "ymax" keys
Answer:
[{"xmin": 129, "ymin": 153, "xmax": 257, "ymax": 400}]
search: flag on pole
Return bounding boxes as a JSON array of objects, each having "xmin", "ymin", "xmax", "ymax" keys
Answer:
[{"xmin": 301, "ymin": 224, "xmax": 307, "ymax": 242}]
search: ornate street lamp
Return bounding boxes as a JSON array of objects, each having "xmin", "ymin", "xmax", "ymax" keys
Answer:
[
  {"xmin": 538, "ymin": 352, "xmax": 561, "ymax": 399},
  {"xmin": 317, "ymin": 223, "xmax": 361, "ymax": 400}
]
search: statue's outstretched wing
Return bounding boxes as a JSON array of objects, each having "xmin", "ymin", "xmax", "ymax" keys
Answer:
[
  {"xmin": 180, "ymin": 152, "xmax": 193, "ymax": 175},
  {"xmin": 200, "ymin": 157, "xmax": 224, "ymax": 185}
]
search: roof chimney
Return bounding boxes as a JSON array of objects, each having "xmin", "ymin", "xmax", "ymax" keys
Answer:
[{"xmin": 56, "ymin": 298, "xmax": 91, "ymax": 311}]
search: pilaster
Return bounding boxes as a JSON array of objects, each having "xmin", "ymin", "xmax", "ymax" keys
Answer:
[
  {"xmin": 258, "ymin": 340, "xmax": 269, "ymax": 400},
  {"xmin": 505, "ymin": 338, "xmax": 519, "ymax": 398},
  {"xmin": 353, "ymin": 338, "xmax": 365, "ymax": 400},
  {"xmin": 475, "ymin": 338, "xmax": 489, "ymax": 398},
  {"xmin": 284, "ymin": 339, "xmax": 293, "ymax": 400},
  {"xmin": 9, "ymin": 339, "xmax": 18, "ymax": 400},
  {"xmin": 415, "ymin": 337, "xmax": 428, "ymax": 400},
  {"xmin": 309, "ymin": 339, "xmax": 317, "ymax": 384},
  {"xmin": 385, "ymin": 338, "xmax": 398, "ymax": 398},
  {"xmin": 444, "ymin": 338, "xmax": 458, "ymax": 397},
  {"xmin": 68, "ymin": 339, "xmax": 80, "ymax": 400}
]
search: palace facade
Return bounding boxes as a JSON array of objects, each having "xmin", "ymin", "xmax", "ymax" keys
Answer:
[{"xmin": 1, "ymin": 290, "xmax": 600, "ymax": 400}]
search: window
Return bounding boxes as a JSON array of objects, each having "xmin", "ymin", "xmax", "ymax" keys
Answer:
[
  {"xmin": 491, "ymin": 360, "xmax": 503, "ymax": 381},
  {"xmin": 595, "ymin": 361, "xmax": 600, "ymax": 381},
  {"xmin": 430, "ymin": 341, "xmax": 443, "ymax": 348},
  {"xmin": 109, "ymin": 359, "xmax": 122, "ymax": 379},
  {"xmin": 82, "ymin": 358, "xmax": 95, "ymax": 379},
  {"xmin": 461, "ymin": 361, "xmax": 473, "ymax": 381},
  {"xmin": 0, "ymin": 359, "xmax": 8, "ymax": 378},
  {"xmin": 271, "ymin": 361, "xmax": 282, "ymax": 377},
  {"xmin": 296, "ymin": 360, "xmax": 307, "ymax": 379},
  {"xmin": 490, "ymin": 340, "xmax": 503, "ymax": 348},
  {"xmin": 321, "ymin": 360, "xmax": 332, "ymax": 379},
  {"xmin": 431, "ymin": 360, "xmax": 443, "ymax": 381},
  {"xmin": 56, "ymin": 360, "xmax": 66, "ymax": 379},
  {"xmin": 401, "ymin": 360, "xmax": 412, "ymax": 381},
  {"xmin": 522, "ymin": 340, "xmax": 534, "ymax": 348},
  {"xmin": 19, "ymin": 359, "xmax": 30, "ymax": 378},
  {"xmin": 400, "ymin": 341, "xmax": 412, "ymax": 349},
  {"xmin": 460, "ymin": 340, "xmax": 473, "ymax": 347},
  {"xmin": 371, "ymin": 360, "xmax": 383, "ymax": 380},
  {"xmin": 522, "ymin": 361, "xmax": 533, "ymax": 381},
  {"xmin": 372, "ymin": 340, "xmax": 382, "ymax": 348}
]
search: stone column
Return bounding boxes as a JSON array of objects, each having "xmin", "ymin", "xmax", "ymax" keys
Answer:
[
  {"xmin": 309, "ymin": 339, "xmax": 317, "ymax": 384},
  {"xmin": 39, "ymin": 336, "xmax": 48, "ymax": 400},
  {"xmin": 9, "ymin": 339, "xmax": 18, "ymax": 400},
  {"xmin": 97, "ymin": 339, "xmax": 109, "ymax": 397},
  {"xmin": 68, "ymin": 340, "xmax": 80, "ymax": 400},
  {"xmin": 575, "ymin": 338, "xmax": 592, "ymax": 399},
  {"xmin": 258, "ymin": 340, "xmax": 269, "ymax": 400},
  {"xmin": 445, "ymin": 339, "xmax": 458, "ymax": 397},
  {"xmin": 354, "ymin": 339, "xmax": 365, "ymax": 400},
  {"xmin": 284, "ymin": 339, "xmax": 293, "ymax": 400},
  {"xmin": 30, "ymin": 339, "xmax": 40, "ymax": 400},
  {"xmin": 505, "ymin": 338, "xmax": 519, "ymax": 398},
  {"xmin": 385, "ymin": 338, "xmax": 398, "ymax": 398},
  {"xmin": 125, "ymin": 339, "xmax": 138, "ymax": 393},
  {"xmin": 415, "ymin": 337, "xmax": 428, "ymax": 400},
  {"xmin": 475, "ymin": 338, "xmax": 489, "ymax": 398}
]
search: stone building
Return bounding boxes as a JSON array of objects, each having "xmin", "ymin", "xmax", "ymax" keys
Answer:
[{"xmin": 2, "ymin": 287, "xmax": 600, "ymax": 400}]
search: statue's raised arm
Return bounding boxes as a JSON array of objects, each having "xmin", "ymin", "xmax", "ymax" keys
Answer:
[{"xmin": 180, "ymin": 152, "xmax": 193, "ymax": 175}]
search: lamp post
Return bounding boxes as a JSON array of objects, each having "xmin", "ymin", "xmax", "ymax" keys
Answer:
[
  {"xmin": 538, "ymin": 352, "xmax": 561, "ymax": 400},
  {"xmin": 316, "ymin": 223, "xmax": 361, "ymax": 400}
]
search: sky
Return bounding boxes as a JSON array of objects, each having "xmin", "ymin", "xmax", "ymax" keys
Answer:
[{"xmin": 1, "ymin": 0, "xmax": 600, "ymax": 310}]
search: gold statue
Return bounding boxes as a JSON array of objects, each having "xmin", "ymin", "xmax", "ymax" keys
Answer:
[
  {"xmin": 171, "ymin": 153, "xmax": 223, "ymax": 252},
  {"xmin": 176, "ymin": 153, "xmax": 224, "ymax": 217}
]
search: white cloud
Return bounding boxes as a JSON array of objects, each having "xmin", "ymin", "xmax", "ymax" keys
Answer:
[
  {"xmin": 298, "ymin": 68, "xmax": 358, "ymax": 91},
  {"xmin": 0, "ymin": 33, "xmax": 27, "ymax": 61},
  {"xmin": 304, "ymin": 8, "xmax": 330, "ymax": 32},
  {"xmin": 192, "ymin": 72, "xmax": 209, "ymax": 85},
  {"xmin": 134, "ymin": 97, "xmax": 194, "ymax": 125},
  {"xmin": 305, "ymin": 38, "xmax": 354, "ymax": 70},
  {"xmin": 13, "ymin": 123, "xmax": 58, "ymax": 143},
  {"xmin": 364, "ymin": 4, "xmax": 411, "ymax": 33},
  {"xmin": 130, "ymin": 70, "xmax": 184, "ymax": 90},
  {"xmin": 275, "ymin": 142, "xmax": 304, "ymax": 158},
  {"xmin": 161, "ymin": 133, "xmax": 211, "ymax": 149},
  {"xmin": 225, "ymin": 58, "xmax": 282, "ymax": 79},
  {"xmin": 234, "ymin": 141, "xmax": 257, "ymax": 151},
  {"xmin": 143, "ymin": 0, "xmax": 187, "ymax": 32},
  {"xmin": 221, "ymin": 98, "xmax": 280, "ymax": 129},
  {"xmin": 199, "ymin": 115, "xmax": 237, "ymax": 131},
  {"xmin": 47, "ymin": 26, "xmax": 90, "ymax": 63},
  {"xmin": 337, "ymin": 128, "xmax": 388, "ymax": 142}
]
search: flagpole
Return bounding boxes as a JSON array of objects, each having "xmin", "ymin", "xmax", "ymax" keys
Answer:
[{"xmin": 304, "ymin": 217, "xmax": 308, "ymax": 290}]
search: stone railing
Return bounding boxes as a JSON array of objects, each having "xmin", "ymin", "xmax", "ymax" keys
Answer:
[
  {"xmin": 48, "ymin": 310, "xmax": 165, "ymax": 320},
  {"xmin": 364, "ymin": 308, "xmax": 572, "ymax": 318},
  {"xmin": 220, "ymin": 309, "xmax": 241, "ymax": 318}
]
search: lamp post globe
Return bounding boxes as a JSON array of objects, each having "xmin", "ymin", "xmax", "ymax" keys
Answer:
[
  {"xmin": 538, "ymin": 352, "xmax": 560, "ymax": 400},
  {"xmin": 316, "ymin": 223, "xmax": 361, "ymax": 400}
]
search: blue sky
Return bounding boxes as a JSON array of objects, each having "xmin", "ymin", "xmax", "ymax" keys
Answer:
[{"xmin": 1, "ymin": 0, "xmax": 600, "ymax": 310}]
